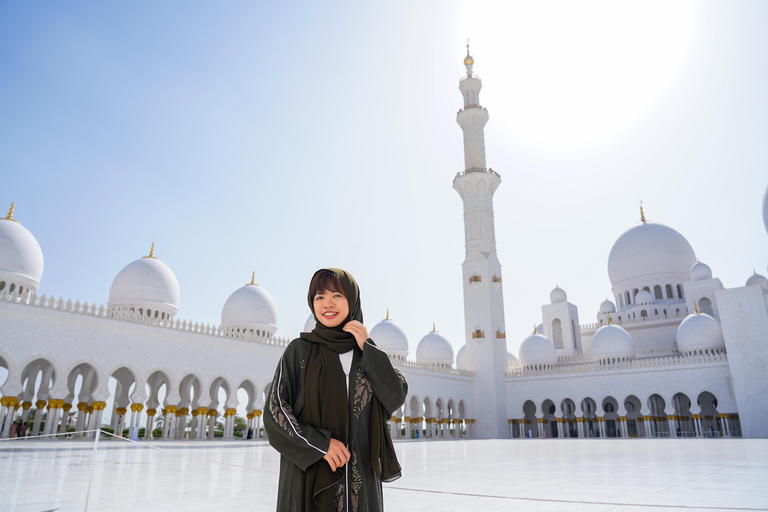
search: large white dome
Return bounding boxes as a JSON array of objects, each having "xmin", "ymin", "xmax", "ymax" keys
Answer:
[
  {"xmin": 416, "ymin": 329, "xmax": 454, "ymax": 366},
  {"xmin": 109, "ymin": 248, "xmax": 180, "ymax": 318},
  {"xmin": 0, "ymin": 206, "xmax": 44, "ymax": 293},
  {"xmin": 607, "ymin": 220, "xmax": 696, "ymax": 286},
  {"xmin": 676, "ymin": 312, "xmax": 725, "ymax": 355},
  {"xmin": 369, "ymin": 317, "xmax": 409, "ymax": 359},
  {"xmin": 456, "ymin": 345, "xmax": 468, "ymax": 370},
  {"xmin": 591, "ymin": 324, "xmax": 635, "ymax": 360},
  {"xmin": 519, "ymin": 333, "xmax": 556, "ymax": 366},
  {"xmin": 221, "ymin": 279, "xmax": 278, "ymax": 336}
]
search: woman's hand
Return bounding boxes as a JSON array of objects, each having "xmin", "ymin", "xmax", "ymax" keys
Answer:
[
  {"xmin": 343, "ymin": 320, "xmax": 368, "ymax": 350},
  {"xmin": 323, "ymin": 438, "xmax": 350, "ymax": 471}
]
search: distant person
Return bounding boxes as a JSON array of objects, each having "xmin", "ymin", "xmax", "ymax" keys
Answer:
[
  {"xmin": 19, "ymin": 422, "xmax": 28, "ymax": 437},
  {"xmin": 264, "ymin": 268, "xmax": 408, "ymax": 512}
]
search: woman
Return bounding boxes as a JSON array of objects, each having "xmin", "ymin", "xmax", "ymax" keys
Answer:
[{"xmin": 264, "ymin": 268, "xmax": 408, "ymax": 512}]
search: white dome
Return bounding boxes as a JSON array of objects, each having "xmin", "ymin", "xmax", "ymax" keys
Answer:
[
  {"xmin": 677, "ymin": 312, "xmax": 725, "ymax": 354},
  {"xmin": 0, "ymin": 211, "xmax": 44, "ymax": 293},
  {"xmin": 456, "ymin": 345, "xmax": 467, "ymax": 370},
  {"xmin": 635, "ymin": 290, "xmax": 653, "ymax": 306},
  {"xmin": 550, "ymin": 286, "xmax": 567, "ymax": 303},
  {"xmin": 591, "ymin": 324, "xmax": 635, "ymax": 360},
  {"xmin": 369, "ymin": 318, "xmax": 409, "ymax": 358},
  {"xmin": 607, "ymin": 221, "xmax": 696, "ymax": 286},
  {"xmin": 600, "ymin": 299, "xmax": 616, "ymax": 314},
  {"xmin": 109, "ymin": 252, "xmax": 180, "ymax": 318},
  {"xmin": 518, "ymin": 333, "xmax": 556, "ymax": 366},
  {"xmin": 746, "ymin": 272, "xmax": 768, "ymax": 292},
  {"xmin": 690, "ymin": 261, "xmax": 712, "ymax": 281},
  {"xmin": 535, "ymin": 323, "xmax": 544, "ymax": 336},
  {"xmin": 416, "ymin": 330, "xmax": 454, "ymax": 365},
  {"xmin": 304, "ymin": 313, "xmax": 316, "ymax": 332},
  {"xmin": 221, "ymin": 282, "xmax": 278, "ymax": 335}
]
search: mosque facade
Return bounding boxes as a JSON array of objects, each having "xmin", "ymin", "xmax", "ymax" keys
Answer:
[{"xmin": 1, "ymin": 51, "xmax": 767, "ymax": 442}]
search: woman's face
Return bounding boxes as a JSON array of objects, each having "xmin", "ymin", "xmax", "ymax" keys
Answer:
[{"xmin": 313, "ymin": 288, "xmax": 349, "ymax": 328}]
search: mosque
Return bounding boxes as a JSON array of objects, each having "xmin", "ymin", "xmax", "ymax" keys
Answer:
[{"xmin": 1, "ymin": 49, "xmax": 767, "ymax": 443}]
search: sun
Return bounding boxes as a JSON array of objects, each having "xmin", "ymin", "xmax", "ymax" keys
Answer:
[{"xmin": 457, "ymin": 0, "xmax": 698, "ymax": 159}]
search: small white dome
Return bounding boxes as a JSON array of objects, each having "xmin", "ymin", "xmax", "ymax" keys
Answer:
[
  {"xmin": 677, "ymin": 312, "xmax": 725, "ymax": 354},
  {"xmin": 591, "ymin": 324, "xmax": 635, "ymax": 360},
  {"xmin": 746, "ymin": 272, "xmax": 768, "ymax": 292},
  {"xmin": 535, "ymin": 323, "xmax": 544, "ymax": 336},
  {"xmin": 416, "ymin": 330, "xmax": 454, "ymax": 365},
  {"xmin": 550, "ymin": 286, "xmax": 567, "ymax": 303},
  {"xmin": 635, "ymin": 290, "xmax": 653, "ymax": 306},
  {"xmin": 608, "ymin": 221, "xmax": 696, "ymax": 286},
  {"xmin": 369, "ymin": 318, "xmax": 409, "ymax": 358},
  {"xmin": 690, "ymin": 261, "xmax": 712, "ymax": 281},
  {"xmin": 456, "ymin": 345, "xmax": 467, "ymax": 371},
  {"xmin": 600, "ymin": 299, "xmax": 616, "ymax": 314},
  {"xmin": 0, "ymin": 211, "xmax": 44, "ymax": 293},
  {"xmin": 221, "ymin": 282, "xmax": 278, "ymax": 336},
  {"xmin": 519, "ymin": 333, "xmax": 556, "ymax": 366},
  {"xmin": 109, "ymin": 251, "xmax": 180, "ymax": 318},
  {"xmin": 304, "ymin": 313, "xmax": 316, "ymax": 332}
]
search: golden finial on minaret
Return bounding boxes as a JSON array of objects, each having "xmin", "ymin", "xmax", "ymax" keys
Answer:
[
  {"xmin": 693, "ymin": 301, "xmax": 699, "ymax": 314},
  {"xmin": 4, "ymin": 202, "xmax": 18, "ymax": 223},
  {"xmin": 464, "ymin": 38, "xmax": 474, "ymax": 67},
  {"xmin": 532, "ymin": 324, "xmax": 538, "ymax": 335},
  {"xmin": 607, "ymin": 313, "xmax": 613, "ymax": 325},
  {"xmin": 144, "ymin": 242, "xmax": 156, "ymax": 259},
  {"xmin": 639, "ymin": 200, "xmax": 646, "ymax": 223},
  {"xmin": 385, "ymin": 309, "xmax": 390, "ymax": 320},
  {"xmin": 432, "ymin": 322, "xmax": 436, "ymax": 332},
  {"xmin": 249, "ymin": 271, "xmax": 256, "ymax": 285}
]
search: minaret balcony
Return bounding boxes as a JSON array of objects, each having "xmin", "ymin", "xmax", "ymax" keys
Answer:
[{"xmin": 454, "ymin": 167, "xmax": 500, "ymax": 179}]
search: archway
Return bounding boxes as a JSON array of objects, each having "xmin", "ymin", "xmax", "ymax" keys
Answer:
[
  {"xmin": 672, "ymin": 392, "xmax": 693, "ymax": 437},
  {"xmin": 647, "ymin": 394, "xmax": 669, "ymax": 437},
  {"xmin": 602, "ymin": 396, "xmax": 620, "ymax": 437},
  {"xmin": 581, "ymin": 397, "xmax": 598, "ymax": 437},
  {"xmin": 561, "ymin": 398, "xmax": 577, "ymax": 437},
  {"xmin": 697, "ymin": 391, "xmax": 721, "ymax": 437},
  {"xmin": 522, "ymin": 400, "xmax": 538, "ymax": 438},
  {"xmin": 623, "ymin": 395, "xmax": 643, "ymax": 437}
]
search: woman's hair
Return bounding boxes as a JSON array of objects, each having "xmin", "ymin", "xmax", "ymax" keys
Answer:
[{"xmin": 309, "ymin": 269, "xmax": 345, "ymax": 298}]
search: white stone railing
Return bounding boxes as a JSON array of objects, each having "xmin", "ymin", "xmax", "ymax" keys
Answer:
[
  {"xmin": 2, "ymin": 289, "xmax": 291, "ymax": 347},
  {"xmin": 556, "ymin": 354, "xmax": 593, "ymax": 364},
  {"xmin": 508, "ymin": 351, "xmax": 728, "ymax": 378},
  {"xmin": 396, "ymin": 359, "xmax": 474, "ymax": 377},
  {"xmin": 581, "ymin": 309, "xmax": 688, "ymax": 331}
]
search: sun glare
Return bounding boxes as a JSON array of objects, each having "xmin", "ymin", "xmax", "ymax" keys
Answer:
[{"xmin": 458, "ymin": 0, "xmax": 698, "ymax": 158}]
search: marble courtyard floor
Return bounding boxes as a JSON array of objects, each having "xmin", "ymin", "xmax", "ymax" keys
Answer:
[{"xmin": 0, "ymin": 436, "xmax": 766, "ymax": 511}]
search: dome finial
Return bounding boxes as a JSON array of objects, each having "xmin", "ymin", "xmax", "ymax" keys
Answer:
[
  {"xmin": 144, "ymin": 242, "xmax": 156, "ymax": 259},
  {"xmin": 250, "ymin": 271, "xmax": 256, "ymax": 285},
  {"xmin": 463, "ymin": 38, "xmax": 474, "ymax": 74},
  {"xmin": 693, "ymin": 301, "xmax": 699, "ymax": 314},
  {"xmin": 532, "ymin": 324, "xmax": 538, "ymax": 335},
  {"xmin": 4, "ymin": 202, "xmax": 18, "ymax": 223},
  {"xmin": 639, "ymin": 200, "xmax": 646, "ymax": 223},
  {"xmin": 432, "ymin": 322, "xmax": 436, "ymax": 332},
  {"xmin": 386, "ymin": 309, "xmax": 390, "ymax": 320},
  {"xmin": 607, "ymin": 313, "xmax": 613, "ymax": 325}
]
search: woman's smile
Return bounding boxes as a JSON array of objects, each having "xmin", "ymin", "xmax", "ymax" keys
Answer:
[{"xmin": 313, "ymin": 289, "xmax": 349, "ymax": 328}]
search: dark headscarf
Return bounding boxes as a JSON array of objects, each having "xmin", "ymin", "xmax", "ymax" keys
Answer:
[{"xmin": 299, "ymin": 268, "xmax": 400, "ymax": 512}]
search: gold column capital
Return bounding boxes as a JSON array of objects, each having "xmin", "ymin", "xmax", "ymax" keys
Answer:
[
  {"xmin": 35, "ymin": 400, "xmax": 47, "ymax": 409},
  {"xmin": 91, "ymin": 401, "xmax": 107, "ymax": 411},
  {"xmin": 224, "ymin": 408, "xmax": 237, "ymax": 417},
  {"xmin": 77, "ymin": 402, "xmax": 89, "ymax": 411},
  {"xmin": 252, "ymin": 409, "xmax": 263, "ymax": 417},
  {"xmin": 197, "ymin": 406, "xmax": 208, "ymax": 415},
  {"xmin": 162, "ymin": 405, "xmax": 178, "ymax": 415},
  {"xmin": 130, "ymin": 403, "xmax": 144, "ymax": 412},
  {"xmin": 115, "ymin": 407, "xmax": 127, "ymax": 415},
  {"xmin": 146, "ymin": 409, "xmax": 157, "ymax": 417},
  {"xmin": 207, "ymin": 408, "xmax": 217, "ymax": 416},
  {"xmin": 177, "ymin": 407, "xmax": 189, "ymax": 416},
  {"xmin": 22, "ymin": 401, "xmax": 32, "ymax": 410}
]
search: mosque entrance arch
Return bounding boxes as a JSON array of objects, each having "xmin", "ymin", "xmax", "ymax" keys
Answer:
[
  {"xmin": 697, "ymin": 391, "xmax": 721, "ymax": 437},
  {"xmin": 522, "ymin": 400, "xmax": 538, "ymax": 438},
  {"xmin": 66, "ymin": 362, "xmax": 99, "ymax": 436},
  {"xmin": 541, "ymin": 399, "xmax": 557, "ymax": 438},
  {"xmin": 179, "ymin": 374, "xmax": 202, "ymax": 438},
  {"xmin": 672, "ymin": 392, "xmax": 693, "ymax": 437},
  {"xmin": 20, "ymin": 358, "xmax": 57, "ymax": 437},
  {"xmin": 581, "ymin": 397, "xmax": 598, "ymax": 437},
  {"xmin": 601, "ymin": 397, "xmax": 620, "ymax": 437},
  {"xmin": 647, "ymin": 394, "xmax": 669, "ymax": 437},
  {"xmin": 623, "ymin": 395, "xmax": 643, "ymax": 437},
  {"xmin": 108, "ymin": 367, "xmax": 136, "ymax": 437},
  {"xmin": 144, "ymin": 370, "xmax": 171, "ymax": 439},
  {"xmin": 561, "ymin": 399, "xmax": 577, "ymax": 437}
]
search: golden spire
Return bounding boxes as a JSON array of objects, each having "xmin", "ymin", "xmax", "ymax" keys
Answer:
[
  {"xmin": 385, "ymin": 309, "xmax": 390, "ymax": 320},
  {"xmin": 532, "ymin": 324, "xmax": 538, "ymax": 335},
  {"xmin": 4, "ymin": 202, "xmax": 18, "ymax": 223},
  {"xmin": 693, "ymin": 301, "xmax": 699, "ymax": 314},
  {"xmin": 249, "ymin": 271, "xmax": 256, "ymax": 285},
  {"xmin": 607, "ymin": 313, "xmax": 613, "ymax": 325},
  {"xmin": 639, "ymin": 200, "xmax": 646, "ymax": 223},
  {"xmin": 144, "ymin": 242, "xmax": 156, "ymax": 259},
  {"xmin": 432, "ymin": 322, "xmax": 436, "ymax": 332},
  {"xmin": 464, "ymin": 38, "xmax": 474, "ymax": 67}
]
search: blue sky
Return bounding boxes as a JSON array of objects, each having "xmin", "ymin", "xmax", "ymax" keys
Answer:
[{"xmin": 2, "ymin": 0, "xmax": 767, "ymax": 362}]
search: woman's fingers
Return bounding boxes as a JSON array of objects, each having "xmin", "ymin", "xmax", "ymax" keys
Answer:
[
  {"xmin": 343, "ymin": 321, "xmax": 368, "ymax": 348},
  {"xmin": 324, "ymin": 438, "xmax": 350, "ymax": 471}
]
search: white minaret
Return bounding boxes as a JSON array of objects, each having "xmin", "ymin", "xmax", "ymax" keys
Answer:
[{"xmin": 452, "ymin": 44, "xmax": 509, "ymax": 438}]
